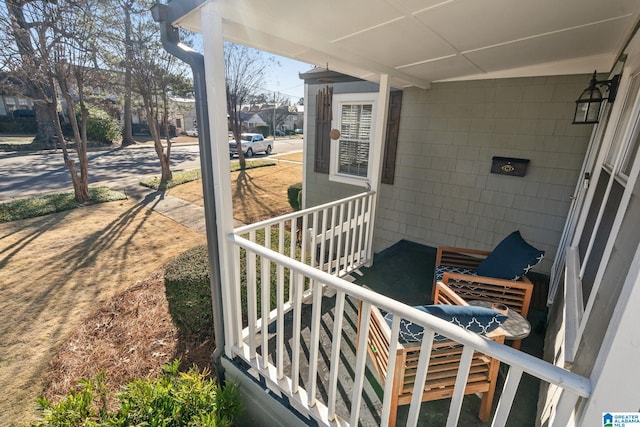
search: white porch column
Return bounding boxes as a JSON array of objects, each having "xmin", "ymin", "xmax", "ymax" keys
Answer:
[
  {"xmin": 200, "ymin": 2, "xmax": 238, "ymax": 357},
  {"xmin": 577, "ymin": 242, "xmax": 640, "ymax": 425},
  {"xmin": 365, "ymin": 74, "xmax": 390, "ymax": 265}
]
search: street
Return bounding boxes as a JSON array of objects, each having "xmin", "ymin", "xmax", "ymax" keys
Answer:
[{"xmin": 0, "ymin": 137, "xmax": 303, "ymax": 202}]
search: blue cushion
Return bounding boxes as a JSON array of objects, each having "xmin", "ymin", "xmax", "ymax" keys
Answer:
[
  {"xmin": 382, "ymin": 305, "xmax": 507, "ymax": 343},
  {"xmin": 476, "ymin": 231, "xmax": 544, "ymax": 280}
]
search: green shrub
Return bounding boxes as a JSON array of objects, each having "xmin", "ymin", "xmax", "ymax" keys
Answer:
[
  {"xmin": 164, "ymin": 245, "xmax": 213, "ymax": 337},
  {"xmin": 31, "ymin": 361, "xmax": 242, "ymax": 426},
  {"xmin": 0, "ymin": 187, "xmax": 127, "ymax": 222},
  {"xmin": 165, "ymin": 229, "xmax": 299, "ymax": 332},
  {"xmin": 255, "ymin": 124, "xmax": 270, "ymax": 138},
  {"xmin": 81, "ymin": 107, "xmax": 121, "ymax": 144},
  {"xmin": 287, "ymin": 182, "xmax": 302, "ymax": 211}
]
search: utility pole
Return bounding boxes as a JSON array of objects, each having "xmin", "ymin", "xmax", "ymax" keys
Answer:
[{"xmin": 273, "ymin": 91, "xmax": 276, "ymax": 138}]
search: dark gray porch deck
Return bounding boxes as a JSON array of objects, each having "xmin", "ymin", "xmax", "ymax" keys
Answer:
[{"xmin": 254, "ymin": 240, "xmax": 546, "ymax": 426}]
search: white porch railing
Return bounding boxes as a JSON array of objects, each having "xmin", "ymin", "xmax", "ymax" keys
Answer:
[
  {"xmin": 234, "ymin": 191, "xmax": 375, "ymax": 279},
  {"xmin": 226, "ymin": 193, "xmax": 591, "ymax": 427}
]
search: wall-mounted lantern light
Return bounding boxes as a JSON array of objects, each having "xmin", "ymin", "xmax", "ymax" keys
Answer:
[{"xmin": 572, "ymin": 71, "xmax": 620, "ymax": 124}]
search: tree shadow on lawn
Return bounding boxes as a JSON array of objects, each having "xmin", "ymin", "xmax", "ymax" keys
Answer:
[
  {"xmin": 0, "ymin": 193, "xmax": 205, "ymax": 424},
  {"xmin": 234, "ymin": 169, "xmax": 288, "ymax": 223}
]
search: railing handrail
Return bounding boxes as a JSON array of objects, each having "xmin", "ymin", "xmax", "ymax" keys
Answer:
[
  {"xmin": 234, "ymin": 190, "xmax": 375, "ymax": 234},
  {"xmin": 228, "ymin": 232, "xmax": 592, "ymax": 399}
]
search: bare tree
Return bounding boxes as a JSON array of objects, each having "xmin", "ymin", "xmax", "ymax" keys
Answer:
[
  {"xmin": 2, "ymin": 0, "xmax": 57, "ymax": 144},
  {"xmin": 264, "ymin": 92, "xmax": 292, "ymax": 135},
  {"xmin": 4, "ymin": 0, "xmax": 104, "ymax": 202},
  {"xmin": 129, "ymin": 13, "xmax": 192, "ymax": 184},
  {"xmin": 225, "ymin": 41, "xmax": 273, "ymax": 170},
  {"xmin": 99, "ymin": 0, "xmax": 145, "ymax": 146}
]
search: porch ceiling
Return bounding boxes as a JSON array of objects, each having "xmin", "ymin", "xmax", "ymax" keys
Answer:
[{"xmin": 173, "ymin": 0, "xmax": 640, "ymax": 88}]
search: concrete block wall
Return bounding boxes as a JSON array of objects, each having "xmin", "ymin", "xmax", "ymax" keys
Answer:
[{"xmin": 373, "ymin": 75, "xmax": 594, "ymax": 274}]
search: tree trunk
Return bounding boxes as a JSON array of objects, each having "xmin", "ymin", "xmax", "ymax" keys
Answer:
[
  {"xmin": 6, "ymin": 0, "xmax": 55, "ymax": 144},
  {"xmin": 148, "ymin": 107, "xmax": 172, "ymax": 183},
  {"xmin": 49, "ymin": 101, "xmax": 90, "ymax": 203},
  {"xmin": 162, "ymin": 92, "xmax": 172, "ymax": 170},
  {"xmin": 121, "ymin": 5, "xmax": 135, "ymax": 146},
  {"xmin": 33, "ymin": 102, "xmax": 57, "ymax": 145},
  {"xmin": 57, "ymin": 73, "xmax": 91, "ymax": 203}
]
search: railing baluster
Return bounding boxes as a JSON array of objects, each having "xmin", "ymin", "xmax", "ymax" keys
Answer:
[
  {"xmin": 290, "ymin": 217, "xmax": 298, "ymax": 260},
  {"xmin": 361, "ymin": 194, "xmax": 373, "ymax": 264},
  {"xmin": 327, "ymin": 205, "xmax": 337, "ymax": 275},
  {"xmin": 291, "ymin": 270, "xmax": 303, "ymax": 393},
  {"xmin": 356, "ymin": 196, "xmax": 366, "ymax": 265},
  {"xmin": 311, "ymin": 211, "xmax": 319, "ymax": 269},
  {"xmin": 288, "ymin": 218, "xmax": 297, "ymax": 305},
  {"xmin": 232, "ymin": 244, "xmax": 243, "ymax": 349},
  {"xmin": 551, "ymin": 390, "xmax": 581, "ymax": 427},
  {"xmin": 350, "ymin": 301, "xmax": 371, "ymax": 426},
  {"xmin": 343, "ymin": 201, "xmax": 353, "ymax": 274},
  {"xmin": 334, "ymin": 204, "xmax": 345, "ymax": 276},
  {"xmin": 380, "ymin": 315, "xmax": 402, "ymax": 427},
  {"xmin": 276, "ymin": 221, "xmax": 285, "ymax": 379},
  {"xmin": 446, "ymin": 345, "xmax": 475, "ymax": 427},
  {"xmin": 307, "ymin": 280, "xmax": 324, "ymax": 406},
  {"xmin": 327, "ymin": 291, "xmax": 346, "ymax": 420},
  {"xmin": 319, "ymin": 208, "xmax": 328, "ymax": 273},
  {"xmin": 407, "ymin": 329, "xmax": 435, "ymax": 426},
  {"xmin": 301, "ymin": 213, "xmax": 310, "ymax": 291},
  {"xmin": 261, "ymin": 226, "xmax": 271, "ymax": 369},
  {"xmin": 349, "ymin": 198, "xmax": 360, "ymax": 271},
  {"xmin": 247, "ymin": 230, "xmax": 258, "ymax": 360},
  {"xmin": 492, "ymin": 365, "xmax": 524, "ymax": 427}
]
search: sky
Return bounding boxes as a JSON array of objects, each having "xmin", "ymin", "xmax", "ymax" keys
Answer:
[
  {"xmin": 190, "ymin": 36, "xmax": 314, "ymax": 105},
  {"xmin": 262, "ymin": 54, "xmax": 313, "ymax": 104}
]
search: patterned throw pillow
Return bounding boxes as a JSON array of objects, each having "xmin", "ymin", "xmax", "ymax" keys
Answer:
[
  {"xmin": 382, "ymin": 305, "xmax": 507, "ymax": 343},
  {"xmin": 476, "ymin": 231, "xmax": 545, "ymax": 280}
]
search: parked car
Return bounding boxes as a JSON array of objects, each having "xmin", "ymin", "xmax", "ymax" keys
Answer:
[
  {"xmin": 274, "ymin": 130, "xmax": 285, "ymax": 137},
  {"xmin": 229, "ymin": 133, "xmax": 274, "ymax": 157},
  {"xmin": 295, "ymin": 128, "xmax": 303, "ymax": 134},
  {"xmin": 185, "ymin": 128, "xmax": 198, "ymax": 137}
]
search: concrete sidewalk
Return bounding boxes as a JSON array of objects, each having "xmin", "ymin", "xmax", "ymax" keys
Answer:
[
  {"xmin": 115, "ymin": 178, "xmax": 208, "ymax": 234},
  {"xmin": 105, "ymin": 176, "xmax": 244, "ymax": 234}
]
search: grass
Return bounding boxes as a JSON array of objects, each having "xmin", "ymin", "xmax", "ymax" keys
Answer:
[
  {"xmin": 140, "ymin": 161, "xmax": 277, "ymax": 191},
  {"xmin": 2, "ymin": 154, "xmax": 300, "ymax": 424},
  {"xmin": 140, "ymin": 168, "xmax": 202, "ymax": 190},
  {"xmin": 0, "ymin": 187, "xmax": 127, "ymax": 222},
  {"xmin": 169, "ymin": 161, "xmax": 303, "ymax": 224},
  {"xmin": 0, "ymin": 200, "xmax": 206, "ymax": 425}
]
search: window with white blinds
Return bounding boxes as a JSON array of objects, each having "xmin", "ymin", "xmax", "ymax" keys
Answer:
[
  {"xmin": 330, "ymin": 93, "xmax": 378, "ymax": 186},
  {"xmin": 338, "ymin": 104, "xmax": 372, "ymax": 177}
]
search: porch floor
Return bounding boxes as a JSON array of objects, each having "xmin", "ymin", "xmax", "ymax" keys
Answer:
[{"xmin": 254, "ymin": 240, "xmax": 546, "ymax": 426}]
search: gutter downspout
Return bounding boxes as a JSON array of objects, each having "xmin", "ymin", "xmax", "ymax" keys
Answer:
[{"xmin": 151, "ymin": 3, "xmax": 225, "ymax": 380}]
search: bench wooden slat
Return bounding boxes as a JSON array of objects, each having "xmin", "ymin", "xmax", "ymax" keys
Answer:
[{"xmin": 359, "ymin": 282, "xmax": 504, "ymax": 425}]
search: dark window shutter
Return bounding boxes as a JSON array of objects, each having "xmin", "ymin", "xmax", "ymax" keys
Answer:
[
  {"xmin": 381, "ymin": 90, "xmax": 402, "ymax": 185},
  {"xmin": 314, "ymin": 86, "xmax": 333, "ymax": 174}
]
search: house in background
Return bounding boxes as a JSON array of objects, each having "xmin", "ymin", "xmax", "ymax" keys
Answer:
[
  {"xmin": 168, "ymin": 95, "xmax": 198, "ymax": 135},
  {"xmin": 153, "ymin": 1, "xmax": 640, "ymax": 426},
  {"xmin": 0, "ymin": 94, "xmax": 34, "ymax": 116},
  {"xmin": 239, "ymin": 111, "xmax": 267, "ymax": 131}
]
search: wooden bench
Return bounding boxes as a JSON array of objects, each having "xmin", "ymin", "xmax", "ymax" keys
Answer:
[
  {"xmin": 359, "ymin": 282, "xmax": 504, "ymax": 425},
  {"xmin": 435, "ymin": 246, "xmax": 534, "ymax": 349}
]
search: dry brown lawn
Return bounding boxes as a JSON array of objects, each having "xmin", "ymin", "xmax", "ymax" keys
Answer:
[
  {"xmin": 0, "ymin": 200, "xmax": 205, "ymax": 425},
  {"xmin": 0, "ymin": 158, "xmax": 301, "ymax": 425},
  {"xmin": 169, "ymin": 160, "xmax": 303, "ymax": 224}
]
